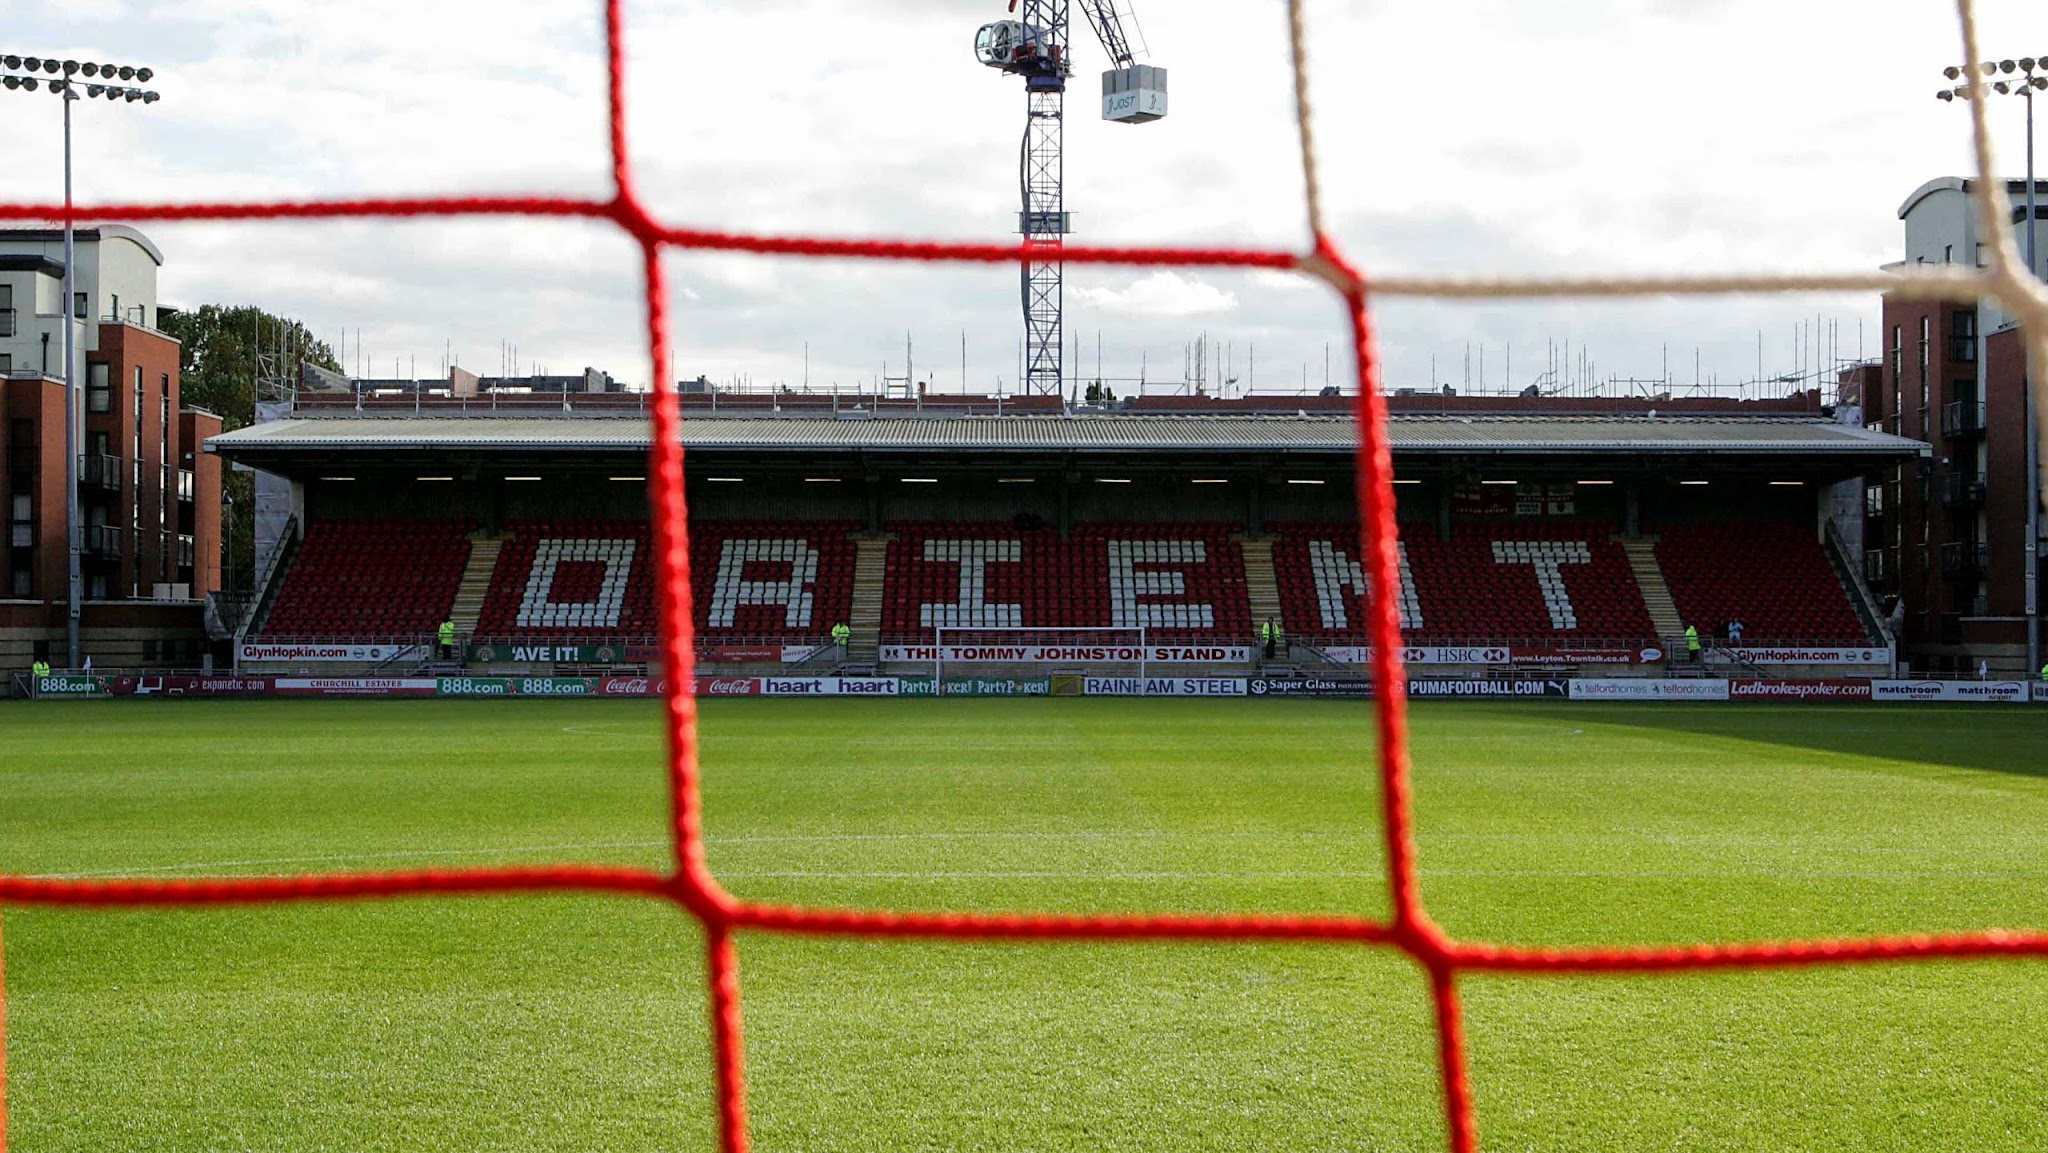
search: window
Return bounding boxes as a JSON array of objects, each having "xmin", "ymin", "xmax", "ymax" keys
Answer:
[
  {"xmin": 0, "ymin": 353, "xmax": 9, "ymax": 375},
  {"xmin": 1918, "ymin": 316, "xmax": 1931, "ymax": 369},
  {"xmin": 87, "ymin": 363, "xmax": 109, "ymax": 413},
  {"xmin": 1944, "ymin": 244, "xmax": 1954, "ymax": 262},
  {"xmin": 73, "ymin": 292, "xmax": 87, "ymax": 320},
  {"xmin": 10, "ymin": 569, "xmax": 28, "ymax": 598},
  {"xmin": 1950, "ymin": 309, "xmax": 1977, "ymax": 363},
  {"xmin": 142, "ymin": 638, "xmax": 157, "ymax": 663}
]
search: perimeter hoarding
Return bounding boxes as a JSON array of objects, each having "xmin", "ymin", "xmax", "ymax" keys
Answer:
[
  {"xmin": 1568, "ymin": 679, "xmax": 1731, "ymax": 701},
  {"xmin": 1726, "ymin": 679, "xmax": 1873, "ymax": 701},
  {"xmin": 1245, "ymin": 678, "xmax": 1569, "ymax": 699},
  {"xmin": 882, "ymin": 644, "xmax": 1254, "ymax": 665},
  {"xmin": 464, "ymin": 643, "xmax": 822, "ymax": 665},
  {"xmin": 240, "ymin": 642, "xmax": 427, "ymax": 663},
  {"xmin": 1319, "ymin": 645, "xmax": 1661, "ymax": 667},
  {"xmin": 271, "ymin": 678, "xmax": 439, "ymax": 697},
  {"xmin": 1084, "ymin": 676, "xmax": 1248, "ymax": 697},
  {"xmin": 1870, "ymin": 680, "xmax": 2029, "ymax": 703},
  {"xmin": 899, "ymin": 677, "xmax": 1053, "ymax": 697}
]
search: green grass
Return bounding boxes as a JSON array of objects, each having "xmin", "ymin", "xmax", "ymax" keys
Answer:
[{"xmin": 1, "ymin": 699, "xmax": 2045, "ymax": 1151}]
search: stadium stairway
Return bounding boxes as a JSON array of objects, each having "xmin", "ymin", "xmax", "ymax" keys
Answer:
[
  {"xmin": 447, "ymin": 535, "xmax": 505, "ymax": 642},
  {"xmin": 1237, "ymin": 535, "xmax": 1284, "ymax": 638},
  {"xmin": 845, "ymin": 533, "xmax": 890, "ymax": 670},
  {"xmin": 1618, "ymin": 536, "xmax": 1684, "ymax": 654}
]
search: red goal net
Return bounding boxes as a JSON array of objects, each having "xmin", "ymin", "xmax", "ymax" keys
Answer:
[{"xmin": 2, "ymin": 2, "xmax": 2046, "ymax": 1151}]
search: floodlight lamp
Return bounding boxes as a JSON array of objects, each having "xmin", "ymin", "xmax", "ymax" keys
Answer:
[
  {"xmin": 61, "ymin": 59, "xmax": 78, "ymax": 74},
  {"xmin": 86, "ymin": 84, "xmax": 103, "ymax": 97},
  {"xmin": 1999, "ymin": 59, "xmax": 2016, "ymax": 73},
  {"xmin": 143, "ymin": 90, "xmax": 159, "ymax": 103},
  {"xmin": 1980, "ymin": 61, "xmax": 1999, "ymax": 75},
  {"xmin": 20, "ymin": 77, "xmax": 36, "ymax": 91},
  {"xmin": 1938, "ymin": 88, "xmax": 1956, "ymax": 101},
  {"xmin": 40, "ymin": 58, "xmax": 57, "ymax": 73},
  {"xmin": 2, "ymin": 55, "xmax": 20, "ymax": 70},
  {"xmin": 1943, "ymin": 64, "xmax": 1962, "ymax": 79},
  {"xmin": 123, "ymin": 89, "xmax": 140, "ymax": 102},
  {"xmin": 80, "ymin": 62, "xmax": 98, "ymax": 77},
  {"xmin": 117, "ymin": 65, "xmax": 133, "ymax": 80},
  {"xmin": 22, "ymin": 56, "xmax": 41, "ymax": 70},
  {"xmin": 2021, "ymin": 58, "xmax": 2037, "ymax": 71},
  {"xmin": 103, "ymin": 86, "xmax": 121, "ymax": 99},
  {"xmin": 1994, "ymin": 80, "xmax": 2010, "ymax": 94},
  {"xmin": 136, "ymin": 67, "xmax": 152, "ymax": 82}
]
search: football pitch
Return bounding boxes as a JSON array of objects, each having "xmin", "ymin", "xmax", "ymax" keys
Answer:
[{"xmin": 2, "ymin": 698, "xmax": 2045, "ymax": 1152}]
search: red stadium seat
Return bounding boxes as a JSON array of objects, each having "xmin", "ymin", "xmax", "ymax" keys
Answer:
[{"xmin": 1652, "ymin": 523, "xmax": 1868, "ymax": 644}]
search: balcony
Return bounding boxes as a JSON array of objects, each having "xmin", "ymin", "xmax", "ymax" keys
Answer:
[
  {"xmin": 83, "ymin": 524, "xmax": 122, "ymax": 558},
  {"xmin": 1941, "ymin": 473, "xmax": 1986, "ymax": 509},
  {"xmin": 1940, "ymin": 401, "xmax": 1986, "ymax": 439},
  {"xmin": 176, "ymin": 469, "xmax": 195, "ymax": 502},
  {"xmin": 78, "ymin": 452, "xmax": 123, "ymax": 493},
  {"xmin": 1940, "ymin": 540, "xmax": 1988, "ymax": 578}
]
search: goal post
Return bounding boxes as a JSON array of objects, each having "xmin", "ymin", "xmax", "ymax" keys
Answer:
[{"xmin": 930, "ymin": 625, "xmax": 1150, "ymax": 685}]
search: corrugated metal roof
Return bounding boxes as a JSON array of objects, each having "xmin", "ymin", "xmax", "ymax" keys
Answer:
[{"xmin": 207, "ymin": 413, "xmax": 1927, "ymax": 456}]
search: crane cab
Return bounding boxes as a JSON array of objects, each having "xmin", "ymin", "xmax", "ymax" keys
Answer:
[
  {"xmin": 975, "ymin": 21, "xmax": 1061, "ymax": 73},
  {"xmin": 1102, "ymin": 64, "xmax": 1167, "ymax": 123}
]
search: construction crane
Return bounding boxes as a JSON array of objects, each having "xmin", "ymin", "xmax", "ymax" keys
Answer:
[{"xmin": 976, "ymin": 1, "xmax": 1166, "ymax": 397}]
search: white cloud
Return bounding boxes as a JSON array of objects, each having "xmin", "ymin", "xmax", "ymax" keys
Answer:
[
  {"xmin": 1073, "ymin": 271, "xmax": 1239, "ymax": 317},
  {"xmin": 0, "ymin": 0, "xmax": 2038, "ymax": 395}
]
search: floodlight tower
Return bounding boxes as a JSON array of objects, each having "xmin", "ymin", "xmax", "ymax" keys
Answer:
[
  {"xmin": 1, "ymin": 54, "xmax": 160, "ymax": 669},
  {"xmin": 1937, "ymin": 55, "xmax": 2043, "ymax": 682},
  {"xmin": 976, "ymin": 2, "xmax": 1166, "ymax": 397}
]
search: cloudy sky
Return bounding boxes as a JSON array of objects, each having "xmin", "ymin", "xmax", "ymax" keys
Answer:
[{"xmin": 2, "ymin": 0, "xmax": 2041, "ymax": 398}]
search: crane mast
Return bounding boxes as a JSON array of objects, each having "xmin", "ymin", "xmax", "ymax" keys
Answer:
[{"xmin": 977, "ymin": 1, "xmax": 1165, "ymax": 397}]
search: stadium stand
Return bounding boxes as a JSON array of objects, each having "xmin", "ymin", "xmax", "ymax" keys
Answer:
[
  {"xmin": 474, "ymin": 519, "xmax": 858, "ymax": 641},
  {"xmin": 259, "ymin": 518, "xmax": 474, "ymax": 639},
  {"xmin": 881, "ymin": 520, "xmax": 1251, "ymax": 642},
  {"xmin": 1652, "ymin": 522, "xmax": 1869, "ymax": 642},
  {"xmin": 1270, "ymin": 521, "xmax": 1654, "ymax": 644}
]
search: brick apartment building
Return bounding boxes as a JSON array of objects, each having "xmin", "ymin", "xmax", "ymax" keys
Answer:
[
  {"xmin": 1, "ymin": 225, "xmax": 222, "ymax": 671},
  {"xmin": 1867, "ymin": 177, "xmax": 2046, "ymax": 674}
]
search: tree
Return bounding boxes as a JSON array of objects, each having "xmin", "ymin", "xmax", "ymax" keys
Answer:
[{"xmin": 159, "ymin": 305, "xmax": 340, "ymax": 594}]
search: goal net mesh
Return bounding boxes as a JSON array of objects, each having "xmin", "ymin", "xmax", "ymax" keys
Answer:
[{"xmin": 3, "ymin": 1, "xmax": 2048, "ymax": 1150}]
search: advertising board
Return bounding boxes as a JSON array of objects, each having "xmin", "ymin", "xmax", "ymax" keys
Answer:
[
  {"xmin": 1727, "ymin": 679, "xmax": 1873, "ymax": 701},
  {"xmin": 1870, "ymin": 680, "xmax": 2028, "ymax": 703},
  {"xmin": 757, "ymin": 676, "xmax": 901, "ymax": 697},
  {"xmin": 240, "ymin": 643, "xmax": 426, "ymax": 663},
  {"xmin": 1568, "ymin": 679, "xmax": 1730, "ymax": 701},
  {"xmin": 1406, "ymin": 679, "xmax": 1569, "ymax": 698},
  {"xmin": 1320, "ymin": 645, "xmax": 1659, "ymax": 667},
  {"xmin": 1247, "ymin": 677, "xmax": 1371, "ymax": 698},
  {"xmin": 898, "ymin": 677, "xmax": 1053, "ymax": 697},
  {"xmin": 1727, "ymin": 646, "xmax": 1890, "ymax": 665},
  {"xmin": 882, "ymin": 644, "xmax": 1253, "ymax": 665},
  {"xmin": 271, "ymin": 678, "xmax": 439, "ymax": 696},
  {"xmin": 31, "ymin": 675, "xmax": 112, "ymax": 698},
  {"xmin": 1083, "ymin": 676, "xmax": 1247, "ymax": 697},
  {"xmin": 436, "ymin": 677, "xmax": 601, "ymax": 697}
]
